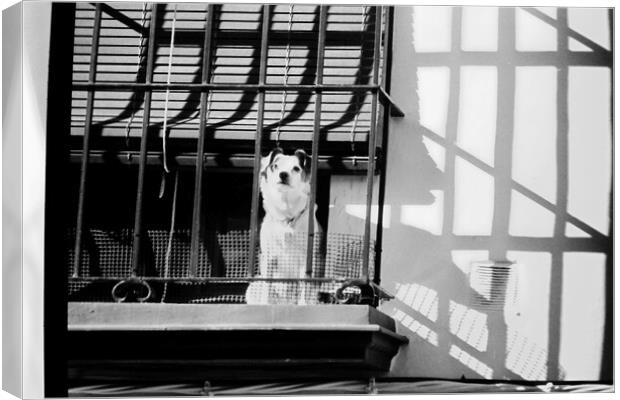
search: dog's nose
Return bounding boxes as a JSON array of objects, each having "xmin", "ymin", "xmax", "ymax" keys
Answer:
[{"xmin": 279, "ymin": 171, "xmax": 289, "ymax": 182}]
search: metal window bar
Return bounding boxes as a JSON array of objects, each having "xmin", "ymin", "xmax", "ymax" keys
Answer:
[
  {"xmin": 131, "ymin": 3, "xmax": 159, "ymax": 277},
  {"xmin": 377, "ymin": 8, "xmax": 390, "ymax": 133},
  {"xmin": 372, "ymin": 6, "xmax": 395, "ymax": 286},
  {"xmin": 247, "ymin": 5, "xmax": 272, "ymax": 277},
  {"xmin": 189, "ymin": 4, "xmax": 215, "ymax": 278},
  {"xmin": 305, "ymin": 5, "xmax": 328, "ymax": 277},
  {"xmin": 72, "ymin": 3, "xmax": 102, "ymax": 278},
  {"xmin": 360, "ymin": 6, "xmax": 383, "ymax": 283}
]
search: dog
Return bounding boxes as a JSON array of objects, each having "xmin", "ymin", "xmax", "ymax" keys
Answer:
[{"xmin": 245, "ymin": 148, "xmax": 322, "ymax": 305}]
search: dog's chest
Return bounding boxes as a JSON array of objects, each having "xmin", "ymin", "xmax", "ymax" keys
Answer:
[
  {"xmin": 265, "ymin": 190, "xmax": 307, "ymax": 219},
  {"xmin": 261, "ymin": 215, "xmax": 308, "ymax": 245}
]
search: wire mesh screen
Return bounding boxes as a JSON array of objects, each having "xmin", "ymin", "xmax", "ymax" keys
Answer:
[{"xmin": 68, "ymin": 228, "xmax": 374, "ymax": 304}]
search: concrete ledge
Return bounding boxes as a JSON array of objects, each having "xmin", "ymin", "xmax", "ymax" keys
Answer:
[
  {"xmin": 67, "ymin": 302, "xmax": 408, "ymax": 381},
  {"xmin": 69, "ymin": 302, "xmax": 399, "ymax": 332}
]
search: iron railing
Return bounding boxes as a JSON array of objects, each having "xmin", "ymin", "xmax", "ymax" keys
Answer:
[{"xmin": 69, "ymin": 3, "xmax": 402, "ymax": 306}]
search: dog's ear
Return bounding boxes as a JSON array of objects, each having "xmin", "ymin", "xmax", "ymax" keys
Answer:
[
  {"xmin": 261, "ymin": 147, "xmax": 283, "ymax": 174},
  {"xmin": 294, "ymin": 149, "xmax": 311, "ymax": 176}
]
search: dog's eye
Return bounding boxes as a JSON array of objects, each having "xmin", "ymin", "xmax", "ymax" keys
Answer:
[
  {"xmin": 272, "ymin": 164, "xmax": 278, "ymax": 170},
  {"xmin": 292, "ymin": 166, "xmax": 301, "ymax": 173}
]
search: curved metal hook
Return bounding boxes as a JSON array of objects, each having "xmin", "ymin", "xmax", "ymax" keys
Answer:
[{"xmin": 111, "ymin": 278, "xmax": 153, "ymax": 303}]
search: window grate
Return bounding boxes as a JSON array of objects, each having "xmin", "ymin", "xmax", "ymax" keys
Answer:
[
  {"xmin": 68, "ymin": 228, "xmax": 374, "ymax": 304},
  {"xmin": 68, "ymin": 3, "xmax": 401, "ymax": 306}
]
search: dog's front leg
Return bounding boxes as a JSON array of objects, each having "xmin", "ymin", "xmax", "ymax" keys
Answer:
[
  {"xmin": 246, "ymin": 246, "xmax": 276, "ymax": 305},
  {"xmin": 296, "ymin": 236, "xmax": 310, "ymax": 306},
  {"xmin": 298, "ymin": 267, "xmax": 308, "ymax": 306}
]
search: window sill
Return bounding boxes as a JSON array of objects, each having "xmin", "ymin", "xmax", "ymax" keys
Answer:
[{"xmin": 68, "ymin": 302, "xmax": 408, "ymax": 381}]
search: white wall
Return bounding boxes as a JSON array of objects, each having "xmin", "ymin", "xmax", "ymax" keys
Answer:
[
  {"xmin": 2, "ymin": 3, "xmax": 23, "ymax": 397},
  {"xmin": 377, "ymin": 6, "xmax": 611, "ymax": 381},
  {"xmin": 18, "ymin": 1, "xmax": 51, "ymax": 397}
]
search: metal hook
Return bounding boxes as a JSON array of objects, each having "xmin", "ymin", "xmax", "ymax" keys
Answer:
[
  {"xmin": 111, "ymin": 278, "xmax": 153, "ymax": 303},
  {"xmin": 158, "ymin": 170, "xmax": 167, "ymax": 199}
]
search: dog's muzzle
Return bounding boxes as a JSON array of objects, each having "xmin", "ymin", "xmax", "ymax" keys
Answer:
[{"xmin": 279, "ymin": 171, "xmax": 289, "ymax": 184}]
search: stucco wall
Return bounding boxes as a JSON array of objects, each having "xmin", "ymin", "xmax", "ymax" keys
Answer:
[
  {"xmin": 376, "ymin": 6, "xmax": 611, "ymax": 381},
  {"xmin": 3, "ymin": 1, "xmax": 51, "ymax": 396}
]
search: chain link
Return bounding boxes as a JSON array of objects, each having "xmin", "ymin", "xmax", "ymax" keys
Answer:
[
  {"xmin": 275, "ymin": 4, "xmax": 294, "ymax": 145},
  {"xmin": 124, "ymin": 2, "xmax": 149, "ymax": 145},
  {"xmin": 162, "ymin": 4, "xmax": 178, "ymax": 174}
]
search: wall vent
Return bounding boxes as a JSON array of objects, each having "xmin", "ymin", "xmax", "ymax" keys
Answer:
[{"xmin": 469, "ymin": 261, "xmax": 516, "ymax": 311}]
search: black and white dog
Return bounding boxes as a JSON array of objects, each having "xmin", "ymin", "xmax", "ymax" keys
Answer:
[{"xmin": 246, "ymin": 148, "xmax": 322, "ymax": 305}]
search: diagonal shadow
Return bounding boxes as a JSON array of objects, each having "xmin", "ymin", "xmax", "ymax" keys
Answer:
[
  {"xmin": 88, "ymin": 4, "xmax": 378, "ymax": 140},
  {"xmin": 98, "ymin": 3, "xmax": 148, "ymax": 35},
  {"xmin": 522, "ymin": 7, "xmax": 612, "ymax": 55},
  {"xmin": 321, "ymin": 6, "xmax": 378, "ymax": 135},
  {"xmin": 92, "ymin": 3, "xmax": 165, "ymax": 130},
  {"xmin": 392, "ymin": 5, "xmax": 612, "ymax": 382},
  {"xmin": 204, "ymin": 6, "xmax": 272, "ymax": 131},
  {"xmin": 419, "ymin": 126, "xmax": 610, "ymax": 243},
  {"xmin": 92, "ymin": 4, "xmax": 267, "ymax": 134}
]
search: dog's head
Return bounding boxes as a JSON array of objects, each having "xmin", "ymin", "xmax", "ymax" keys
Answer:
[{"xmin": 260, "ymin": 147, "xmax": 311, "ymax": 193}]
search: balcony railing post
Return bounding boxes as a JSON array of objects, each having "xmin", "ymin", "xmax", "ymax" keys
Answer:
[
  {"xmin": 189, "ymin": 4, "xmax": 216, "ymax": 278},
  {"xmin": 361, "ymin": 6, "xmax": 383, "ymax": 283},
  {"xmin": 72, "ymin": 3, "xmax": 102, "ymax": 278},
  {"xmin": 131, "ymin": 3, "xmax": 159, "ymax": 277},
  {"xmin": 305, "ymin": 6, "xmax": 328, "ymax": 277},
  {"xmin": 247, "ymin": 5, "xmax": 271, "ymax": 277},
  {"xmin": 373, "ymin": 6, "xmax": 394, "ymax": 286}
]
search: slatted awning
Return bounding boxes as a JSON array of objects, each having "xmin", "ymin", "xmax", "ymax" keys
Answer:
[{"xmin": 71, "ymin": 3, "xmax": 393, "ymax": 156}]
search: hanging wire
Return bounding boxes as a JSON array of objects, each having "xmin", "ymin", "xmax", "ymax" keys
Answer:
[
  {"xmin": 162, "ymin": 4, "xmax": 178, "ymax": 174},
  {"xmin": 124, "ymin": 2, "xmax": 149, "ymax": 147},
  {"xmin": 275, "ymin": 4, "xmax": 294, "ymax": 146},
  {"xmin": 349, "ymin": 6, "xmax": 368, "ymax": 163},
  {"xmin": 204, "ymin": 91, "xmax": 213, "ymax": 129},
  {"xmin": 161, "ymin": 169, "xmax": 180, "ymax": 303}
]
